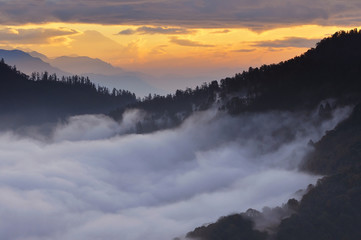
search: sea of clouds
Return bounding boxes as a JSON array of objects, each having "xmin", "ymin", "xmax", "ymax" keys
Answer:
[{"xmin": 0, "ymin": 106, "xmax": 351, "ymax": 240}]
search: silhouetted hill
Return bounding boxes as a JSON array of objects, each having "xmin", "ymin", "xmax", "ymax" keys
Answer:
[{"xmin": 0, "ymin": 59, "xmax": 136, "ymax": 128}]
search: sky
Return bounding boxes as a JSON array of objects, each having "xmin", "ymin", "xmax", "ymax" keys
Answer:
[{"xmin": 0, "ymin": 0, "xmax": 361, "ymax": 89}]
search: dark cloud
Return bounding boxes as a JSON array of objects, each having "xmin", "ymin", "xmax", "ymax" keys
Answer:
[
  {"xmin": 212, "ymin": 29, "xmax": 231, "ymax": 34},
  {"xmin": 0, "ymin": 27, "xmax": 78, "ymax": 44},
  {"xmin": 118, "ymin": 26, "xmax": 194, "ymax": 35},
  {"xmin": 234, "ymin": 4, "xmax": 329, "ymax": 31},
  {"xmin": 170, "ymin": 37, "xmax": 214, "ymax": 47},
  {"xmin": 0, "ymin": 105, "xmax": 352, "ymax": 240},
  {"xmin": 118, "ymin": 28, "xmax": 136, "ymax": 35},
  {"xmin": 0, "ymin": 0, "xmax": 360, "ymax": 30},
  {"xmin": 234, "ymin": 48, "xmax": 256, "ymax": 52},
  {"xmin": 250, "ymin": 37, "xmax": 321, "ymax": 48}
]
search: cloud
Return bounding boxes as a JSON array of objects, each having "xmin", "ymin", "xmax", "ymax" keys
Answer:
[
  {"xmin": 250, "ymin": 37, "xmax": 321, "ymax": 49},
  {"xmin": 0, "ymin": 0, "xmax": 359, "ymax": 30},
  {"xmin": 0, "ymin": 27, "xmax": 79, "ymax": 44},
  {"xmin": 212, "ymin": 29, "xmax": 231, "ymax": 34},
  {"xmin": 170, "ymin": 37, "xmax": 214, "ymax": 47},
  {"xmin": 118, "ymin": 26, "xmax": 194, "ymax": 35},
  {"xmin": 52, "ymin": 111, "xmax": 146, "ymax": 142},
  {"xmin": 118, "ymin": 28, "xmax": 136, "ymax": 35},
  {"xmin": 0, "ymin": 105, "xmax": 352, "ymax": 240},
  {"xmin": 233, "ymin": 48, "xmax": 256, "ymax": 52},
  {"xmin": 150, "ymin": 44, "xmax": 168, "ymax": 55}
]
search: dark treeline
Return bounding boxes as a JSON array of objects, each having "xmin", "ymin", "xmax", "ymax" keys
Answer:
[
  {"xmin": 219, "ymin": 28, "xmax": 361, "ymax": 113},
  {"xmin": 0, "ymin": 59, "xmax": 136, "ymax": 128},
  {"xmin": 135, "ymin": 80, "xmax": 220, "ymax": 115},
  {"xmin": 186, "ymin": 214, "xmax": 268, "ymax": 240},
  {"xmin": 110, "ymin": 81, "xmax": 219, "ymax": 132},
  {"xmin": 186, "ymin": 199, "xmax": 300, "ymax": 240},
  {"xmin": 28, "ymin": 70, "xmax": 136, "ymax": 98},
  {"xmin": 111, "ymin": 29, "xmax": 361, "ymax": 133}
]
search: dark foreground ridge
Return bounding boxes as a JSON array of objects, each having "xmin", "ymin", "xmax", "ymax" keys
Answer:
[{"xmin": 274, "ymin": 102, "xmax": 361, "ymax": 240}]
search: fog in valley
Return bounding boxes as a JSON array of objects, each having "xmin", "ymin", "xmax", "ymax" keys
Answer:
[{"xmin": 0, "ymin": 105, "xmax": 351, "ymax": 240}]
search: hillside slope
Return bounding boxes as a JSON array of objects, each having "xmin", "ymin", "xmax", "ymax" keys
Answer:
[{"xmin": 275, "ymin": 102, "xmax": 361, "ymax": 240}]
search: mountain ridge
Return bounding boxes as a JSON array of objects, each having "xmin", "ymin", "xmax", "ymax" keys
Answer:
[
  {"xmin": 0, "ymin": 49, "xmax": 162, "ymax": 97},
  {"xmin": 0, "ymin": 49, "xmax": 69, "ymax": 76}
]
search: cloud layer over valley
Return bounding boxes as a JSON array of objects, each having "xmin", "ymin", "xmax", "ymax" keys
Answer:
[{"xmin": 0, "ymin": 106, "xmax": 351, "ymax": 240}]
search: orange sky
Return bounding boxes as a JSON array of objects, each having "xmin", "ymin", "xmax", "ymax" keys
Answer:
[{"xmin": 0, "ymin": 24, "xmax": 349, "ymax": 72}]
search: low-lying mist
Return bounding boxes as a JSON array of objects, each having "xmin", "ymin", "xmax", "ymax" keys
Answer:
[{"xmin": 0, "ymin": 105, "xmax": 351, "ymax": 240}]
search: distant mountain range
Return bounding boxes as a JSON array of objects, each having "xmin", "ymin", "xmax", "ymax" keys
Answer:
[
  {"xmin": 0, "ymin": 49, "xmax": 68, "ymax": 76},
  {"xmin": 48, "ymin": 55, "xmax": 124, "ymax": 76},
  {"xmin": 0, "ymin": 49, "xmax": 163, "ymax": 97}
]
